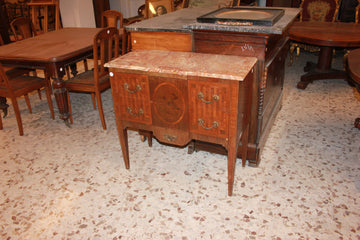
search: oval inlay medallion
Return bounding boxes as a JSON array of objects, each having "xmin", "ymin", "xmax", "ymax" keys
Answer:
[{"xmin": 152, "ymin": 82, "xmax": 185, "ymax": 124}]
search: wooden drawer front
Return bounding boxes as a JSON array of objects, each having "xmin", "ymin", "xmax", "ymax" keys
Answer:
[
  {"xmin": 188, "ymin": 80, "xmax": 230, "ymax": 137},
  {"xmin": 114, "ymin": 72, "xmax": 152, "ymax": 124}
]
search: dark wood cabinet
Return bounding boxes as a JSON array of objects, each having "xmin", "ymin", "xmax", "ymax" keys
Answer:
[{"xmin": 266, "ymin": 0, "xmax": 300, "ymax": 7}]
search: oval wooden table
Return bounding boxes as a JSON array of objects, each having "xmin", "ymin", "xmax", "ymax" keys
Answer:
[
  {"xmin": 289, "ymin": 21, "xmax": 360, "ymax": 89},
  {"xmin": 347, "ymin": 48, "xmax": 360, "ymax": 129}
]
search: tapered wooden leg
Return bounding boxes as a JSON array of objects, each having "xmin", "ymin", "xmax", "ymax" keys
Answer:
[
  {"xmin": 11, "ymin": 97, "xmax": 23, "ymax": 136},
  {"xmin": 66, "ymin": 90, "xmax": 73, "ymax": 124},
  {"xmin": 45, "ymin": 86, "xmax": 54, "ymax": 119},
  {"xmin": 91, "ymin": 93, "xmax": 96, "ymax": 110},
  {"xmin": 227, "ymin": 146, "xmax": 237, "ymax": 196},
  {"xmin": 95, "ymin": 91, "xmax": 106, "ymax": 130},
  {"xmin": 37, "ymin": 89, "xmax": 42, "ymax": 100},
  {"xmin": 24, "ymin": 94, "xmax": 32, "ymax": 113},
  {"xmin": 118, "ymin": 127, "xmax": 130, "ymax": 169},
  {"xmin": 241, "ymin": 126, "xmax": 249, "ymax": 167},
  {"xmin": 0, "ymin": 109, "xmax": 3, "ymax": 130}
]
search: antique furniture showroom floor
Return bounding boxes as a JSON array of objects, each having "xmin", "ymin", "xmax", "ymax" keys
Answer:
[{"xmin": 0, "ymin": 46, "xmax": 359, "ymax": 239}]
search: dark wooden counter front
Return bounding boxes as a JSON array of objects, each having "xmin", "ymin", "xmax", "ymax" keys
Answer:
[
  {"xmin": 126, "ymin": 7, "xmax": 300, "ymax": 166},
  {"xmin": 106, "ymin": 50, "xmax": 257, "ymax": 196}
]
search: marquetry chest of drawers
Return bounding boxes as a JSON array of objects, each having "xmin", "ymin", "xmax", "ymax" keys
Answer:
[{"xmin": 106, "ymin": 50, "xmax": 257, "ymax": 196}]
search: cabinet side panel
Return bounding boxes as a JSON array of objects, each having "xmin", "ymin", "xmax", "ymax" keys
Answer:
[{"xmin": 130, "ymin": 31, "xmax": 192, "ymax": 52}]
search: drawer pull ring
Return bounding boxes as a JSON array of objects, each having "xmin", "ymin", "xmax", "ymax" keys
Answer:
[
  {"xmin": 124, "ymin": 83, "xmax": 142, "ymax": 93},
  {"xmin": 127, "ymin": 107, "xmax": 144, "ymax": 117},
  {"xmin": 198, "ymin": 119, "xmax": 219, "ymax": 130},
  {"xmin": 197, "ymin": 92, "xmax": 219, "ymax": 103}
]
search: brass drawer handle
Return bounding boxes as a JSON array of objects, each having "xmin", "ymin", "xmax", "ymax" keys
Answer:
[
  {"xmin": 198, "ymin": 119, "xmax": 219, "ymax": 130},
  {"xmin": 127, "ymin": 107, "xmax": 144, "ymax": 117},
  {"xmin": 197, "ymin": 92, "xmax": 219, "ymax": 103},
  {"xmin": 124, "ymin": 83, "xmax": 142, "ymax": 93}
]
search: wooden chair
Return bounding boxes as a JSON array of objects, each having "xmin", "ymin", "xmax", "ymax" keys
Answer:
[
  {"xmin": 123, "ymin": 5, "xmax": 146, "ymax": 25},
  {"xmin": 0, "ymin": 34, "xmax": 40, "ymax": 116},
  {"xmin": 64, "ymin": 27, "xmax": 119, "ymax": 130},
  {"xmin": 10, "ymin": 16, "xmax": 45, "ymax": 101},
  {"xmin": 289, "ymin": 0, "xmax": 341, "ymax": 65},
  {"xmin": 10, "ymin": 16, "xmax": 38, "ymax": 41},
  {"xmin": 0, "ymin": 62, "xmax": 54, "ymax": 136},
  {"xmin": 101, "ymin": 10, "xmax": 127, "ymax": 56}
]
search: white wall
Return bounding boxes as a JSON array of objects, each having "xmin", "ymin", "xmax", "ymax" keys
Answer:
[
  {"xmin": 110, "ymin": 0, "xmax": 144, "ymax": 18},
  {"xmin": 59, "ymin": 0, "xmax": 96, "ymax": 27},
  {"xmin": 258, "ymin": 0, "xmax": 266, "ymax": 6}
]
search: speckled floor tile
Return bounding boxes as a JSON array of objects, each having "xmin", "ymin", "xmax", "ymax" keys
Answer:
[{"xmin": 0, "ymin": 51, "xmax": 359, "ymax": 240}]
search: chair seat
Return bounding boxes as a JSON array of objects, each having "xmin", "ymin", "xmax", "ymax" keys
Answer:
[
  {"xmin": 64, "ymin": 70, "xmax": 110, "ymax": 92},
  {"xmin": 0, "ymin": 62, "xmax": 54, "ymax": 136},
  {"xmin": 0, "ymin": 75, "xmax": 47, "ymax": 97},
  {"xmin": 4, "ymin": 67, "xmax": 32, "ymax": 79}
]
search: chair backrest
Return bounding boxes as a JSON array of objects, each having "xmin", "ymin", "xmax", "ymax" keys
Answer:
[
  {"xmin": 10, "ymin": 17, "xmax": 38, "ymax": 41},
  {"xmin": 299, "ymin": 0, "xmax": 340, "ymax": 22},
  {"xmin": 356, "ymin": 0, "xmax": 360, "ymax": 23},
  {"xmin": 0, "ymin": 63, "xmax": 13, "ymax": 94},
  {"xmin": 93, "ymin": 27, "xmax": 119, "ymax": 86},
  {"xmin": 145, "ymin": 0, "xmax": 174, "ymax": 18},
  {"xmin": 101, "ymin": 10, "xmax": 124, "ymax": 28}
]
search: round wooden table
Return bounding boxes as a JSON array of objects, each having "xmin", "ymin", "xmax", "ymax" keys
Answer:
[
  {"xmin": 289, "ymin": 21, "xmax": 360, "ymax": 89},
  {"xmin": 347, "ymin": 48, "xmax": 360, "ymax": 129}
]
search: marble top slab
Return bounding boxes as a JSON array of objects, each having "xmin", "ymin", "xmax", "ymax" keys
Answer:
[
  {"xmin": 126, "ymin": 6, "xmax": 300, "ymax": 35},
  {"xmin": 105, "ymin": 50, "xmax": 257, "ymax": 81}
]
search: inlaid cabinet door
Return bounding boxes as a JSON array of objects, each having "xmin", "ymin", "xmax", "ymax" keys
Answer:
[
  {"xmin": 113, "ymin": 72, "xmax": 152, "ymax": 124},
  {"xmin": 188, "ymin": 80, "xmax": 230, "ymax": 137}
]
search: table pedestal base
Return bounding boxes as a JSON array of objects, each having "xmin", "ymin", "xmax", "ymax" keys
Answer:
[{"xmin": 297, "ymin": 46, "xmax": 347, "ymax": 89}]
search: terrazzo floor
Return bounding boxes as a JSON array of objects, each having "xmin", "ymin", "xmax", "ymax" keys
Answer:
[{"xmin": 0, "ymin": 51, "xmax": 359, "ymax": 239}]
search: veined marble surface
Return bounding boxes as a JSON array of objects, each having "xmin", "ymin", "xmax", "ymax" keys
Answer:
[
  {"xmin": 105, "ymin": 50, "xmax": 257, "ymax": 81},
  {"xmin": 126, "ymin": 6, "xmax": 300, "ymax": 35}
]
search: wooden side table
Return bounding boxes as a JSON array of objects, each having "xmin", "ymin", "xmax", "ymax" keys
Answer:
[
  {"xmin": 347, "ymin": 48, "xmax": 360, "ymax": 129},
  {"xmin": 28, "ymin": 0, "xmax": 60, "ymax": 32},
  {"xmin": 289, "ymin": 21, "xmax": 360, "ymax": 89},
  {"xmin": 106, "ymin": 50, "xmax": 257, "ymax": 196}
]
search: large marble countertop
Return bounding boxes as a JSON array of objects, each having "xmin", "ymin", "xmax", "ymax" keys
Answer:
[
  {"xmin": 106, "ymin": 50, "xmax": 257, "ymax": 81},
  {"xmin": 126, "ymin": 6, "xmax": 300, "ymax": 35}
]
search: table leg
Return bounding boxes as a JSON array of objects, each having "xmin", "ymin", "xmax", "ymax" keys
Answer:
[
  {"xmin": 0, "ymin": 96, "xmax": 9, "ymax": 117},
  {"xmin": 119, "ymin": 127, "xmax": 130, "ymax": 169},
  {"xmin": 297, "ymin": 46, "xmax": 347, "ymax": 89},
  {"xmin": 355, "ymin": 118, "xmax": 360, "ymax": 129},
  {"xmin": 51, "ymin": 67, "xmax": 71, "ymax": 122}
]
